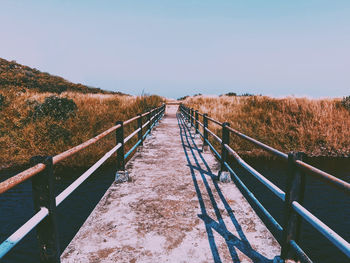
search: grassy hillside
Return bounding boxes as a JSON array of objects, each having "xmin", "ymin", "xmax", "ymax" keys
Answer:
[
  {"xmin": 0, "ymin": 58, "xmax": 163, "ymax": 170},
  {"xmin": 184, "ymin": 95, "xmax": 350, "ymax": 158},
  {"xmin": 0, "ymin": 58, "xmax": 122, "ymax": 94},
  {"xmin": 0, "ymin": 90, "xmax": 163, "ymax": 170}
]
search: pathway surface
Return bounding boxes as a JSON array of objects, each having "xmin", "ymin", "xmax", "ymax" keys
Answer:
[{"xmin": 61, "ymin": 105, "xmax": 280, "ymax": 263}]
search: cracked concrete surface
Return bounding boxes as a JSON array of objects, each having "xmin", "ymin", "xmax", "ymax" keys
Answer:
[{"xmin": 61, "ymin": 105, "xmax": 280, "ymax": 263}]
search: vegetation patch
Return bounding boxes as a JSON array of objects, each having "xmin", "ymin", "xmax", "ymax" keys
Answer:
[
  {"xmin": 0, "ymin": 57, "xmax": 125, "ymax": 95},
  {"xmin": 0, "ymin": 90, "xmax": 163, "ymax": 170},
  {"xmin": 220, "ymin": 92, "xmax": 256, "ymax": 97},
  {"xmin": 184, "ymin": 95, "xmax": 350, "ymax": 157},
  {"xmin": 177, "ymin": 95, "xmax": 189, "ymax": 101},
  {"xmin": 31, "ymin": 96, "xmax": 77, "ymax": 121},
  {"xmin": 47, "ymin": 124, "xmax": 72, "ymax": 143},
  {"xmin": 341, "ymin": 96, "xmax": 350, "ymax": 111},
  {"xmin": 0, "ymin": 94, "xmax": 4, "ymax": 110}
]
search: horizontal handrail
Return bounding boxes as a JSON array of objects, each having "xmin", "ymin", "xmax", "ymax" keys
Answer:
[
  {"xmin": 142, "ymin": 120, "xmax": 150, "ymax": 129},
  {"xmin": 197, "ymin": 120, "xmax": 204, "ymax": 127},
  {"xmin": 295, "ymin": 159, "xmax": 350, "ymax": 194},
  {"xmin": 205, "ymin": 127, "xmax": 222, "ymax": 144},
  {"xmin": 292, "ymin": 201, "xmax": 350, "ymax": 257},
  {"xmin": 205, "ymin": 138, "xmax": 221, "ymax": 160},
  {"xmin": 0, "ymin": 207, "xmax": 49, "ymax": 258},
  {"xmin": 123, "ymin": 115, "xmax": 140, "ymax": 126},
  {"xmin": 56, "ymin": 143, "xmax": 122, "ymax": 206},
  {"xmin": 225, "ymin": 144, "xmax": 286, "ymax": 201},
  {"xmin": 53, "ymin": 123, "xmax": 122, "ymax": 165},
  {"xmin": 124, "ymin": 128, "xmax": 141, "ymax": 144},
  {"xmin": 226, "ymin": 126, "xmax": 288, "ymax": 161},
  {"xmin": 223, "ymin": 162, "xmax": 284, "ymax": 236},
  {"xmin": 207, "ymin": 116, "xmax": 222, "ymax": 126},
  {"xmin": 228, "ymin": 125, "xmax": 349, "ymax": 194},
  {"xmin": 124, "ymin": 140, "xmax": 142, "ymax": 159},
  {"xmin": 0, "ymin": 164, "xmax": 46, "ymax": 195}
]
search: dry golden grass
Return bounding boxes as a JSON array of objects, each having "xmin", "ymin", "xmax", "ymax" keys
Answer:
[
  {"xmin": 184, "ymin": 95, "xmax": 350, "ymax": 158},
  {"xmin": 0, "ymin": 90, "xmax": 163, "ymax": 170}
]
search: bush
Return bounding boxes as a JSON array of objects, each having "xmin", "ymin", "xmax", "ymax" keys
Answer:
[
  {"xmin": 225, "ymin": 92, "xmax": 237, "ymax": 96},
  {"xmin": 0, "ymin": 94, "xmax": 4, "ymax": 110},
  {"xmin": 341, "ymin": 96, "xmax": 350, "ymax": 111},
  {"xmin": 177, "ymin": 95, "xmax": 189, "ymax": 101},
  {"xmin": 33, "ymin": 96, "xmax": 77, "ymax": 120},
  {"xmin": 221, "ymin": 92, "xmax": 255, "ymax": 97},
  {"xmin": 47, "ymin": 124, "xmax": 71, "ymax": 143},
  {"xmin": 241, "ymin": 93, "xmax": 255, "ymax": 96}
]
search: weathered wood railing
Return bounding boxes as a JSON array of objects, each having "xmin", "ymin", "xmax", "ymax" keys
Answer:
[
  {"xmin": 0, "ymin": 104, "xmax": 166, "ymax": 262},
  {"xmin": 179, "ymin": 104, "xmax": 350, "ymax": 263}
]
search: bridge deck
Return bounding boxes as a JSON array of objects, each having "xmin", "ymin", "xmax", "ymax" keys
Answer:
[{"xmin": 61, "ymin": 105, "xmax": 280, "ymax": 263}]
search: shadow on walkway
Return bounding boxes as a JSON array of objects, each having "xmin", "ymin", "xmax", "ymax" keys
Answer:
[{"xmin": 177, "ymin": 113, "xmax": 273, "ymax": 263}]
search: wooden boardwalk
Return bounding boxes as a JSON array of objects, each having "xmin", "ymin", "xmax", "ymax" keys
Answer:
[{"xmin": 61, "ymin": 105, "xmax": 280, "ymax": 263}]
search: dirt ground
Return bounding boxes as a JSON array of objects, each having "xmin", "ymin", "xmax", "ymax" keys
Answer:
[{"xmin": 61, "ymin": 105, "xmax": 280, "ymax": 263}]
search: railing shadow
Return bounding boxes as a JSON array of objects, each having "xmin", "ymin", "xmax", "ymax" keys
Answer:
[{"xmin": 177, "ymin": 113, "xmax": 273, "ymax": 263}]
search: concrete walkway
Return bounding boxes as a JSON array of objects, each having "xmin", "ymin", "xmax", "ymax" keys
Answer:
[{"xmin": 61, "ymin": 105, "xmax": 280, "ymax": 263}]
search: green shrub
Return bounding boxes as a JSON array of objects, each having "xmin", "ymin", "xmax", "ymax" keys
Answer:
[
  {"xmin": 0, "ymin": 94, "xmax": 4, "ymax": 110},
  {"xmin": 341, "ymin": 96, "xmax": 350, "ymax": 111},
  {"xmin": 47, "ymin": 124, "xmax": 71, "ymax": 143},
  {"xmin": 33, "ymin": 96, "xmax": 77, "ymax": 121},
  {"xmin": 177, "ymin": 95, "xmax": 189, "ymax": 101},
  {"xmin": 241, "ymin": 93, "xmax": 255, "ymax": 96},
  {"xmin": 225, "ymin": 92, "xmax": 237, "ymax": 96}
]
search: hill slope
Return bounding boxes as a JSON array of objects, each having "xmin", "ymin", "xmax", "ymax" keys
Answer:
[
  {"xmin": 184, "ymin": 95, "xmax": 350, "ymax": 157},
  {"xmin": 0, "ymin": 58, "xmax": 122, "ymax": 94}
]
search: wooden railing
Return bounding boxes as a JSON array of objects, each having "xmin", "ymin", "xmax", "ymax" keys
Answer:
[
  {"xmin": 0, "ymin": 104, "xmax": 166, "ymax": 262},
  {"xmin": 179, "ymin": 104, "xmax": 350, "ymax": 263}
]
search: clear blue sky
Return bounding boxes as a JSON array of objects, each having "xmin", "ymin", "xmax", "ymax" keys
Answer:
[{"xmin": 1, "ymin": 0, "xmax": 349, "ymax": 98}]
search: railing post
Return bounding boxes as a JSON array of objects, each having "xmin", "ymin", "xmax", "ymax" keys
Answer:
[
  {"xmin": 30, "ymin": 156, "xmax": 60, "ymax": 263},
  {"xmin": 157, "ymin": 107, "xmax": 161, "ymax": 124},
  {"xmin": 154, "ymin": 109, "xmax": 158, "ymax": 126},
  {"xmin": 153, "ymin": 108, "xmax": 156, "ymax": 126},
  {"xmin": 203, "ymin": 113, "xmax": 209, "ymax": 151},
  {"xmin": 147, "ymin": 111, "xmax": 152, "ymax": 135},
  {"xmin": 195, "ymin": 110, "xmax": 199, "ymax": 134},
  {"xmin": 190, "ymin": 108, "xmax": 194, "ymax": 127},
  {"xmin": 281, "ymin": 152, "xmax": 306, "ymax": 260},
  {"xmin": 116, "ymin": 121, "xmax": 125, "ymax": 171},
  {"xmin": 138, "ymin": 114, "xmax": 143, "ymax": 145},
  {"xmin": 220, "ymin": 122, "xmax": 230, "ymax": 173}
]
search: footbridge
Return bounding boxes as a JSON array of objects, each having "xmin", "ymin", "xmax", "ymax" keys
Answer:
[{"xmin": 0, "ymin": 104, "xmax": 349, "ymax": 263}]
